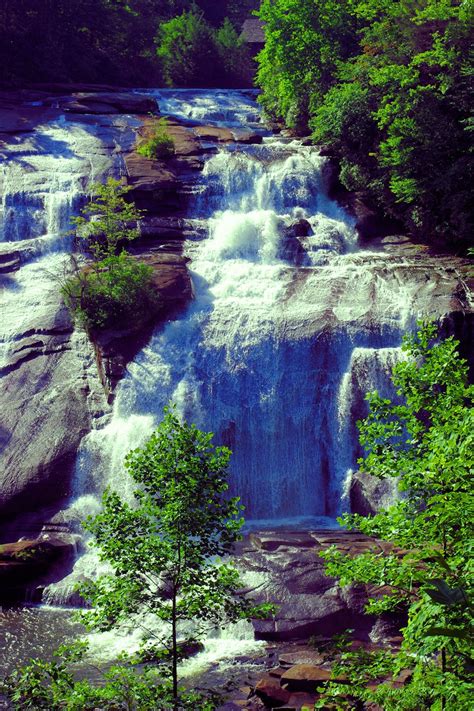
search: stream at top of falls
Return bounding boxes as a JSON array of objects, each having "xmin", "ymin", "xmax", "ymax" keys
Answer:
[{"xmin": 0, "ymin": 89, "xmax": 425, "ymax": 683}]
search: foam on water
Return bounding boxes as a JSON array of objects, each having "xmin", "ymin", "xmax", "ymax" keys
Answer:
[
  {"xmin": 71, "ymin": 90, "xmax": 407, "ymax": 526},
  {"xmin": 0, "ymin": 120, "xmax": 121, "ymax": 370}
]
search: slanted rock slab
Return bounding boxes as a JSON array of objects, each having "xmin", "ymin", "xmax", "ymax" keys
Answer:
[
  {"xmin": 279, "ymin": 651, "xmax": 326, "ymax": 668},
  {"xmin": 280, "ymin": 665, "xmax": 331, "ymax": 693},
  {"xmin": 194, "ymin": 125, "xmax": 234, "ymax": 143}
]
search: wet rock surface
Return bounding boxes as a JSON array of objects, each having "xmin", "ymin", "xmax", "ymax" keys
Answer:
[
  {"xmin": 219, "ymin": 634, "xmax": 408, "ymax": 710},
  {"xmin": 349, "ymin": 470, "xmax": 398, "ymax": 516},
  {"xmin": 236, "ymin": 531, "xmax": 404, "ymax": 643},
  {"xmin": 0, "ymin": 533, "xmax": 78, "ymax": 604}
]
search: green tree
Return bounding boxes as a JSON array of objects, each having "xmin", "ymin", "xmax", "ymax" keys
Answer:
[
  {"xmin": 320, "ymin": 322, "xmax": 474, "ymax": 709},
  {"xmin": 257, "ymin": 0, "xmax": 474, "ymax": 248},
  {"xmin": 63, "ymin": 178, "xmax": 158, "ymax": 334},
  {"xmin": 72, "ymin": 178, "xmax": 142, "ymax": 261},
  {"xmin": 79, "ymin": 409, "xmax": 273, "ymax": 711},
  {"xmin": 156, "ymin": 9, "xmax": 220, "ymax": 87},
  {"xmin": 215, "ymin": 18, "xmax": 253, "ymax": 88},
  {"xmin": 257, "ymin": 0, "xmax": 358, "ymax": 131}
]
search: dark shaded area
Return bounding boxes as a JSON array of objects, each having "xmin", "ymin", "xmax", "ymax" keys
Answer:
[{"xmin": 0, "ymin": 0, "xmax": 260, "ymax": 88}]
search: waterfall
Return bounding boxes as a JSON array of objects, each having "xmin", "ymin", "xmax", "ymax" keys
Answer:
[
  {"xmin": 72, "ymin": 90, "xmax": 413, "ymax": 528},
  {"xmin": 0, "ymin": 118, "xmax": 138, "ymax": 372}
]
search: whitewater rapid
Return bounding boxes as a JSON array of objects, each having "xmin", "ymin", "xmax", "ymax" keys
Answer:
[{"xmin": 70, "ymin": 90, "xmax": 411, "ymax": 527}]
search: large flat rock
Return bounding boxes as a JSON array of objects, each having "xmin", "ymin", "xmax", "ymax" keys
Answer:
[
  {"xmin": 44, "ymin": 92, "xmax": 157, "ymax": 115},
  {"xmin": 237, "ymin": 531, "xmax": 401, "ymax": 643}
]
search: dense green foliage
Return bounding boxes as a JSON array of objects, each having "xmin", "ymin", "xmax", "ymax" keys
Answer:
[
  {"xmin": 156, "ymin": 9, "xmax": 254, "ymax": 87},
  {"xmin": 319, "ymin": 323, "xmax": 474, "ymax": 709},
  {"xmin": 62, "ymin": 253, "xmax": 158, "ymax": 332},
  {"xmin": 0, "ymin": 0, "xmax": 258, "ymax": 87},
  {"xmin": 79, "ymin": 409, "xmax": 273, "ymax": 710},
  {"xmin": 72, "ymin": 178, "xmax": 141, "ymax": 260},
  {"xmin": 257, "ymin": 1, "xmax": 474, "ymax": 248},
  {"xmin": 0, "ymin": 641, "xmax": 217, "ymax": 710},
  {"xmin": 62, "ymin": 178, "xmax": 159, "ymax": 333},
  {"xmin": 136, "ymin": 118, "xmax": 175, "ymax": 160}
]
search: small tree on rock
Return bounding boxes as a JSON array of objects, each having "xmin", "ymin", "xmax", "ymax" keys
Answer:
[
  {"xmin": 80, "ymin": 408, "xmax": 273, "ymax": 711},
  {"xmin": 62, "ymin": 177, "xmax": 158, "ymax": 333},
  {"xmin": 72, "ymin": 177, "xmax": 142, "ymax": 260}
]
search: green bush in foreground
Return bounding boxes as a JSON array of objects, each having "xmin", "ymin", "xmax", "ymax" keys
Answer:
[
  {"xmin": 0, "ymin": 640, "xmax": 217, "ymax": 710},
  {"xmin": 136, "ymin": 118, "xmax": 175, "ymax": 160},
  {"xmin": 318, "ymin": 322, "xmax": 474, "ymax": 710},
  {"xmin": 62, "ymin": 253, "xmax": 159, "ymax": 333}
]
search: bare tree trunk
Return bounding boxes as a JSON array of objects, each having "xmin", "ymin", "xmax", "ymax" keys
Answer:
[{"xmin": 172, "ymin": 588, "xmax": 178, "ymax": 711}]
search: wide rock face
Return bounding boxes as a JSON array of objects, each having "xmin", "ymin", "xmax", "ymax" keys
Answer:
[
  {"xmin": 0, "ymin": 313, "xmax": 94, "ymax": 524},
  {"xmin": 238, "ymin": 531, "xmax": 404, "ymax": 643},
  {"xmin": 0, "ymin": 93, "xmax": 148, "ymax": 530}
]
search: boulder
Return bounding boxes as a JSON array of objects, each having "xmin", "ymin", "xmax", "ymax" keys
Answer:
[
  {"xmin": 291, "ymin": 219, "xmax": 312, "ymax": 238},
  {"xmin": 249, "ymin": 532, "xmax": 317, "ymax": 552},
  {"xmin": 255, "ymin": 674, "xmax": 291, "ymax": 707},
  {"xmin": 232, "ymin": 129, "xmax": 264, "ymax": 145},
  {"xmin": 194, "ymin": 125, "xmax": 234, "ymax": 143},
  {"xmin": 165, "ymin": 120, "xmax": 203, "ymax": 157},
  {"xmin": 349, "ymin": 470, "xmax": 398, "ymax": 516},
  {"xmin": 279, "ymin": 220, "xmax": 311, "ymax": 265},
  {"xmin": 238, "ymin": 531, "xmax": 403, "ymax": 643},
  {"xmin": 280, "ymin": 665, "xmax": 331, "ymax": 692},
  {"xmin": 0, "ymin": 535, "xmax": 78, "ymax": 603},
  {"xmin": 0, "ymin": 249, "xmax": 21, "ymax": 273},
  {"xmin": 124, "ymin": 149, "xmax": 179, "ymax": 212},
  {"xmin": 279, "ymin": 651, "xmax": 326, "ymax": 668}
]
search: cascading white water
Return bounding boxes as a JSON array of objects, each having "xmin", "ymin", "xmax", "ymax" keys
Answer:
[
  {"xmin": 72, "ymin": 90, "xmax": 412, "ymax": 528},
  {"xmin": 0, "ymin": 121, "xmax": 122, "ymax": 370},
  {"xmin": 337, "ymin": 347, "xmax": 404, "ymax": 506}
]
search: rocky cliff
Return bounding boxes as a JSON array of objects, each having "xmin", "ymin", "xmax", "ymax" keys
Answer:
[{"xmin": 0, "ymin": 86, "xmax": 472, "ymax": 545}]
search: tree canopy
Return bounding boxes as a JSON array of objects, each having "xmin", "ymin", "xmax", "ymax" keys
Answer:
[
  {"xmin": 257, "ymin": 0, "xmax": 474, "ymax": 249},
  {"xmin": 0, "ymin": 0, "xmax": 259, "ymax": 87}
]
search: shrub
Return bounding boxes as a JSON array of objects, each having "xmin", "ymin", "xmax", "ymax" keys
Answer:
[
  {"xmin": 136, "ymin": 118, "xmax": 175, "ymax": 160},
  {"xmin": 72, "ymin": 178, "xmax": 142, "ymax": 260},
  {"xmin": 62, "ymin": 253, "xmax": 159, "ymax": 333}
]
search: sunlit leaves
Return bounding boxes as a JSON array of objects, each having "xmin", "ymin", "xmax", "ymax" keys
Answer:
[{"xmin": 319, "ymin": 323, "xmax": 474, "ymax": 708}]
